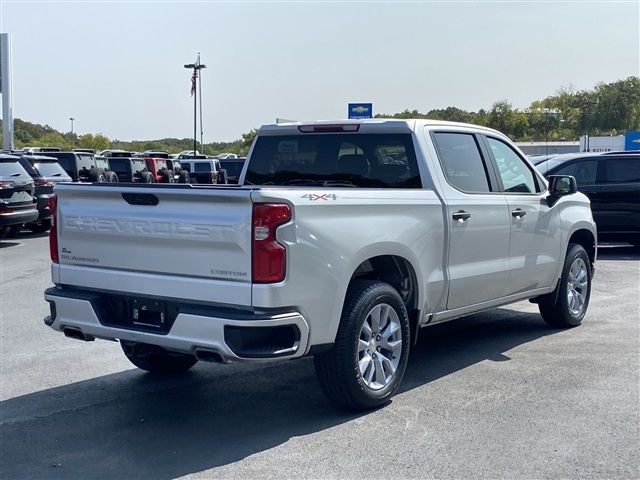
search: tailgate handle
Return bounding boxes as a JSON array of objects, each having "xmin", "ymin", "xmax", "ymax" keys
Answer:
[{"xmin": 122, "ymin": 193, "xmax": 159, "ymax": 206}]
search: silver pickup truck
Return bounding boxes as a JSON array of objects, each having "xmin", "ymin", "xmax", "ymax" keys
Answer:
[{"xmin": 44, "ymin": 120, "xmax": 596, "ymax": 410}]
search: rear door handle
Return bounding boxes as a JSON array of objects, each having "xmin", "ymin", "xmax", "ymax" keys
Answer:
[
  {"xmin": 511, "ymin": 208, "xmax": 526, "ymax": 218},
  {"xmin": 452, "ymin": 210, "xmax": 471, "ymax": 222}
]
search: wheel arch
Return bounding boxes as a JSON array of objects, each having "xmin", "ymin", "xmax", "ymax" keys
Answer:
[
  {"xmin": 349, "ymin": 254, "xmax": 421, "ymax": 345},
  {"xmin": 568, "ymin": 228, "xmax": 596, "ymax": 266}
]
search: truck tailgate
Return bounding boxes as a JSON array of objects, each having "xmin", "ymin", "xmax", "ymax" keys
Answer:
[{"xmin": 54, "ymin": 184, "xmax": 253, "ymax": 305}]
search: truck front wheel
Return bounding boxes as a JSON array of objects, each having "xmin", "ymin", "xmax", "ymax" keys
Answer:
[
  {"xmin": 314, "ymin": 280, "xmax": 410, "ymax": 410},
  {"xmin": 120, "ymin": 341, "xmax": 197, "ymax": 374},
  {"xmin": 539, "ymin": 243, "xmax": 592, "ymax": 328}
]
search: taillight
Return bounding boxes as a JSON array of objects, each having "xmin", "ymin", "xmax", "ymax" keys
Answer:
[
  {"xmin": 252, "ymin": 203, "xmax": 291, "ymax": 283},
  {"xmin": 34, "ymin": 178, "xmax": 54, "ymax": 186},
  {"xmin": 49, "ymin": 195, "xmax": 58, "ymax": 263}
]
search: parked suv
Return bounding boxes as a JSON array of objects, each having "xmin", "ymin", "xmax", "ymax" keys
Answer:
[
  {"xmin": 180, "ymin": 158, "xmax": 227, "ymax": 184},
  {"xmin": 535, "ymin": 152, "xmax": 640, "ymax": 246},
  {"xmin": 0, "ymin": 154, "xmax": 38, "ymax": 238},
  {"xmin": 106, "ymin": 158, "xmax": 147, "ymax": 183},
  {"xmin": 34, "ymin": 151, "xmax": 118, "ymax": 183},
  {"xmin": 18, "ymin": 155, "xmax": 72, "ymax": 232},
  {"xmin": 142, "ymin": 156, "xmax": 175, "ymax": 183}
]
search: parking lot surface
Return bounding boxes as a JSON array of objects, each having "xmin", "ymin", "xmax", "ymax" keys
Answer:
[{"xmin": 1, "ymin": 233, "xmax": 638, "ymax": 479}]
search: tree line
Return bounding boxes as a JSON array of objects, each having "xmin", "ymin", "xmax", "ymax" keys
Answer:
[
  {"xmin": 376, "ymin": 77, "xmax": 639, "ymax": 141},
  {"xmin": 2, "ymin": 76, "xmax": 637, "ymax": 155}
]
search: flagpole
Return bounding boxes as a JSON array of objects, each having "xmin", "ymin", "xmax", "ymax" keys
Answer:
[
  {"xmin": 193, "ymin": 57, "xmax": 198, "ymax": 157},
  {"xmin": 185, "ymin": 55, "xmax": 206, "ymax": 158},
  {"xmin": 198, "ymin": 52, "xmax": 204, "ymax": 155}
]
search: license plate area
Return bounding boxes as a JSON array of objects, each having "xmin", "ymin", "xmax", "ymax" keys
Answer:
[
  {"xmin": 92, "ymin": 294, "xmax": 179, "ymax": 334},
  {"xmin": 132, "ymin": 299, "xmax": 166, "ymax": 329}
]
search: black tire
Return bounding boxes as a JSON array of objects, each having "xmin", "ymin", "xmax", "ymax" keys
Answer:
[
  {"xmin": 120, "ymin": 341, "xmax": 197, "ymax": 374},
  {"xmin": 106, "ymin": 171, "xmax": 119, "ymax": 183},
  {"xmin": 178, "ymin": 170, "xmax": 190, "ymax": 184},
  {"xmin": 140, "ymin": 171, "xmax": 155, "ymax": 183},
  {"xmin": 314, "ymin": 280, "xmax": 411, "ymax": 410},
  {"xmin": 88, "ymin": 168, "xmax": 106, "ymax": 183},
  {"xmin": 539, "ymin": 243, "xmax": 592, "ymax": 328},
  {"xmin": 0, "ymin": 227, "xmax": 9, "ymax": 239},
  {"xmin": 160, "ymin": 169, "xmax": 172, "ymax": 183},
  {"xmin": 28, "ymin": 219, "xmax": 51, "ymax": 233}
]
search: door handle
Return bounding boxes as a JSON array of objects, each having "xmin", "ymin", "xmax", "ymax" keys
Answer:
[
  {"xmin": 511, "ymin": 208, "xmax": 526, "ymax": 218},
  {"xmin": 452, "ymin": 210, "xmax": 471, "ymax": 222}
]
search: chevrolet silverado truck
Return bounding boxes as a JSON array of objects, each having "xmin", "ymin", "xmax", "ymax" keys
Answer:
[{"xmin": 44, "ymin": 120, "xmax": 597, "ymax": 410}]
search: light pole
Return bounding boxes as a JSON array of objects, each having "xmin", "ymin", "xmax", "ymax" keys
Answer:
[
  {"xmin": 69, "ymin": 117, "xmax": 75, "ymax": 134},
  {"xmin": 184, "ymin": 54, "xmax": 206, "ymax": 157}
]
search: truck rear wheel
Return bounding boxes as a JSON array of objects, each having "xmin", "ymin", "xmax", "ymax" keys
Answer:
[
  {"xmin": 314, "ymin": 280, "xmax": 410, "ymax": 410},
  {"xmin": 539, "ymin": 243, "xmax": 592, "ymax": 328},
  {"xmin": 120, "ymin": 341, "xmax": 197, "ymax": 374}
]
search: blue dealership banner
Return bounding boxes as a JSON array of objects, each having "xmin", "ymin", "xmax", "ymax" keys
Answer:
[
  {"xmin": 348, "ymin": 103, "xmax": 373, "ymax": 119},
  {"xmin": 624, "ymin": 130, "xmax": 640, "ymax": 151}
]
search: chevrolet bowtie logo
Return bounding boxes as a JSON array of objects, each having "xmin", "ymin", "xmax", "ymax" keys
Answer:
[{"xmin": 351, "ymin": 106, "xmax": 369, "ymax": 113}]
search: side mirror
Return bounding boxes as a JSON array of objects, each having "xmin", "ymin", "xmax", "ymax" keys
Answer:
[{"xmin": 547, "ymin": 175, "xmax": 577, "ymax": 205}]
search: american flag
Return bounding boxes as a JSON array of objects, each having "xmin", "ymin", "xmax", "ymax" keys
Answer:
[{"xmin": 190, "ymin": 70, "xmax": 198, "ymax": 96}]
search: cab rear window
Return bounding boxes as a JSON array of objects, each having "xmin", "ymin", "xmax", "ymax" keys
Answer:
[{"xmin": 245, "ymin": 134, "xmax": 422, "ymax": 188}]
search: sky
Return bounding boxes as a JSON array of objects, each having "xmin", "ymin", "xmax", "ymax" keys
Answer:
[{"xmin": 1, "ymin": 0, "xmax": 639, "ymax": 142}]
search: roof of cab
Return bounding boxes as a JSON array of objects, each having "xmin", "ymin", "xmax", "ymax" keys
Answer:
[{"xmin": 258, "ymin": 118, "xmax": 504, "ymax": 136}]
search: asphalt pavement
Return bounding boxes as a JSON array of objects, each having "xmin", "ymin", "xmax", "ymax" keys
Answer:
[{"xmin": 1, "ymin": 232, "xmax": 638, "ymax": 479}]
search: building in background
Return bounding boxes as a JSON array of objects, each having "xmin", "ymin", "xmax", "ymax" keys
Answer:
[{"xmin": 579, "ymin": 131, "xmax": 640, "ymax": 152}]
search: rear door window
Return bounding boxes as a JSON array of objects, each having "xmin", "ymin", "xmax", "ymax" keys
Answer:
[
  {"xmin": 602, "ymin": 157, "xmax": 640, "ymax": 183},
  {"xmin": 30, "ymin": 161, "xmax": 69, "ymax": 178},
  {"xmin": 131, "ymin": 160, "xmax": 146, "ymax": 173},
  {"xmin": 246, "ymin": 133, "xmax": 421, "ymax": 188},
  {"xmin": 76, "ymin": 155, "xmax": 95, "ymax": 172},
  {"xmin": 194, "ymin": 162, "xmax": 212, "ymax": 173},
  {"xmin": 108, "ymin": 159, "xmax": 132, "ymax": 176},
  {"xmin": 0, "ymin": 158, "xmax": 31, "ymax": 178},
  {"xmin": 553, "ymin": 160, "xmax": 598, "ymax": 185},
  {"xmin": 432, "ymin": 132, "xmax": 491, "ymax": 193}
]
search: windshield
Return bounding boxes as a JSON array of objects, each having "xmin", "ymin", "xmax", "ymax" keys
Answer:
[{"xmin": 245, "ymin": 134, "xmax": 422, "ymax": 188}]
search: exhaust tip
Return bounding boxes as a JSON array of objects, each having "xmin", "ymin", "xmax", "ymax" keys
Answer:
[
  {"xmin": 194, "ymin": 349, "xmax": 225, "ymax": 363},
  {"xmin": 63, "ymin": 327, "xmax": 94, "ymax": 342}
]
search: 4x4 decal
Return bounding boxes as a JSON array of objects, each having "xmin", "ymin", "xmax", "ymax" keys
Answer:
[{"xmin": 301, "ymin": 193, "xmax": 337, "ymax": 201}]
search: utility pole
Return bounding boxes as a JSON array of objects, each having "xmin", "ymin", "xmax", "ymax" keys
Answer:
[{"xmin": 184, "ymin": 54, "xmax": 206, "ymax": 157}]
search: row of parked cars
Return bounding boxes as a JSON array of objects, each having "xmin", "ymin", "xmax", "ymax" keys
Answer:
[{"xmin": 0, "ymin": 148, "xmax": 247, "ymax": 237}]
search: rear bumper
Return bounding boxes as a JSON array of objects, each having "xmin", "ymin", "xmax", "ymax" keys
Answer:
[
  {"xmin": 44, "ymin": 287, "xmax": 310, "ymax": 362},
  {"xmin": 0, "ymin": 207, "xmax": 39, "ymax": 226}
]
